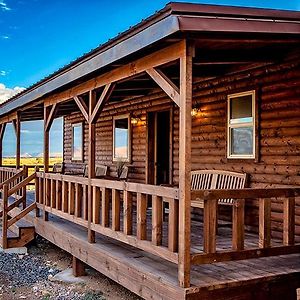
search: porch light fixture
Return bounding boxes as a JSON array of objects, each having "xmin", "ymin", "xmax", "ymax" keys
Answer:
[
  {"xmin": 191, "ymin": 108, "xmax": 200, "ymax": 117},
  {"xmin": 131, "ymin": 117, "xmax": 140, "ymax": 125}
]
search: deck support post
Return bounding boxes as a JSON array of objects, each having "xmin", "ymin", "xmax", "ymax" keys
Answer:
[
  {"xmin": 178, "ymin": 40, "xmax": 193, "ymax": 288},
  {"xmin": 12, "ymin": 113, "xmax": 21, "ymax": 169},
  {"xmin": 0, "ymin": 123, "xmax": 6, "ymax": 167},
  {"xmin": 88, "ymin": 90, "xmax": 97, "ymax": 243},
  {"xmin": 72, "ymin": 256, "xmax": 86, "ymax": 277}
]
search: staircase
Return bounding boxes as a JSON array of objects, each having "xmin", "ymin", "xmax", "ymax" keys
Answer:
[
  {"xmin": 0, "ymin": 167, "xmax": 37, "ymax": 249},
  {"xmin": 0, "ymin": 209, "xmax": 35, "ymax": 248}
]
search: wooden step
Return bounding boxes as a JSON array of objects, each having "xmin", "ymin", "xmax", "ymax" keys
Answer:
[{"xmin": 0, "ymin": 228, "xmax": 19, "ymax": 248}]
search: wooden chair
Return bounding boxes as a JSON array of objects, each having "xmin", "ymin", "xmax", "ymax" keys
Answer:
[
  {"xmin": 191, "ymin": 170, "xmax": 247, "ymax": 208},
  {"xmin": 84, "ymin": 164, "xmax": 108, "ymax": 178},
  {"xmin": 52, "ymin": 163, "xmax": 64, "ymax": 173}
]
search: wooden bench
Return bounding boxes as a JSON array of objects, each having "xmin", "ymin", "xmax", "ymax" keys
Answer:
[{"xmin": 191, "ymin": 170, "xmax": 247, "ymax": 208}]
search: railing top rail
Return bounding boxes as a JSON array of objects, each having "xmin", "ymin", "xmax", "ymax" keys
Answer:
[
  {"xmin": 36, "ymin": 172, "xmax": 179, "ymax": 199},
  {"xmin": 191, "ymin": 187, "xmax": 300, "ymax": 200},
  {"xmin": 0, "ymin": 166, "xmax": 20, "ymax": 173}
]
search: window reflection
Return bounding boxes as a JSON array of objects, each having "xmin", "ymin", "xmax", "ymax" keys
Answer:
[
  {"xmin": 113, "ymin": 116, "xmax": 130, "ymax": 161},
  {"xmin": 72, "ymin": 123, "xmax": 83, "ymax": 161}
]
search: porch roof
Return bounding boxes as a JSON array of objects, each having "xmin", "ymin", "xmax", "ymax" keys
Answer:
[{"xmin": 0, "ymin": 2, "xmax": 300, "ymax": 118}]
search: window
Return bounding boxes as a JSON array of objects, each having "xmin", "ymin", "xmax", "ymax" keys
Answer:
[
  {"xmin": 227, "ymin": 91, "xmax": 255, "ymax": 159},
  {"xmin": 113, "ymin": 115, "xmax": 131, "ymax": 162},
  {"xmin": 72, "ymin": 123, "xmax": 83, "ymax": 161}
]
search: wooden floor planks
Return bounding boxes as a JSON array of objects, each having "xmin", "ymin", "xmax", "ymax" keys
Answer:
[{"xmin": 18, "ymin": 192, "xmax": 300, "ymax": 299}]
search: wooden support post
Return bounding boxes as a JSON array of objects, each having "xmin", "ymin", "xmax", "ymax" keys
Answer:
[
  {"xmin": 178, "ymin": 40, "xmax": 193, "ymax": 288},
  {"xmin": 22, "ymin": 165, "xmax": 28, "ymax": 209},
  {"xmin": 203, "ymin": 198, "xmax": 217, "ymax": 253},
  {"xmin": 232, "ymin": 199, "xmax": 245, "ymax": 251},
  {"xmin": 0, "ymin": 123, "xmax": 6, "ymax": 167},
  {"xmin": 13, "ymin": 113, "xmax": 21, "ymax": 169},
  {"xmin": 35, "ymin": 166, "xmax": 40, "ymax": 217},
  {"xmin": 259, "ymin": 198, "xmax": 271, "ymax": 248},
  {"xmin": 72, "ymin": 256, "xmax": 86, "ymax": 277},
  {"xmin": 43, "ymin": 106, "xmax": 50, "ymax": 221},
  {"xmin": 283, "ymin": 196, "xmax": 295, "ymax": 246},
  {"xmin": 88, "ymin": 90, "xmax": 96, "ymax": 243},
  {"xmin": 2, "ymin": 184, "xmax": 8, "ymax": 249}
]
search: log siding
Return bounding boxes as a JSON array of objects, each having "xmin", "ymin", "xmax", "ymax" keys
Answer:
[{"xmin": 64, "ymin": 55, "xmax": 300, "ymax": 240}]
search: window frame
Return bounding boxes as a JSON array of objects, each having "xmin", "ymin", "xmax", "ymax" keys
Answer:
[
  {"xmin": 112, "ymin": 114, "xmax": 131, "ymax": 163},
  {"xmin": 71, "ymin": 122, "xmax": 84, "ymax": 162},
  {"xmin": 227, "ymin": 90, "xmax": 256, "ymax": 159}
]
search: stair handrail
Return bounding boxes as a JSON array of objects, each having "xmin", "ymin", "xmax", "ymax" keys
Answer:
[
  {"xmin": 0, "ymin": 168, "xmax": 25, "ymax": 190},
  {"xmin": 1, "ymin": 171, "xmax": 37, "ymax": 249}
]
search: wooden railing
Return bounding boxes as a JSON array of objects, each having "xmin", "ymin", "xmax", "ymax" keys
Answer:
[
  {"xmin": 35, "ymin": 172, "xmax": 180, "ymax": 263},
  {"xmin": 1, "ymin": 172, "xmax": 37, "ymax": 249},
  {"xmin": 0, "ymin": 166, "xmax": 25, "ymax": 188},
  {"xmin": 191, "ymin": 188, "xmax": 300, "ymax": 265}
]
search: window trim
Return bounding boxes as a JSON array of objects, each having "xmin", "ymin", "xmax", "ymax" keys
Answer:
[
  {"xmin": 113, "ymin": 114, "xmax": 131, "ymax": 163},
  {"xmin": 71, "ymin": 122, "xmax": 84, "ymax": 162},
  {"xmin": 227, "ymin": 90, "xmax": 256, "ymax": 159}
]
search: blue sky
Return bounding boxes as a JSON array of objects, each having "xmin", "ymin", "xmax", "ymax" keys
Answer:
[{"xmin": 1, "ymin": 0, "xmax": 299, "ymax": 157}]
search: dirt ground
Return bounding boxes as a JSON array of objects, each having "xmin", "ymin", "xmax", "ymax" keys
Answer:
[{"xmin": 0, "ymin": 236, "xmax": 141, "ymax": 300}]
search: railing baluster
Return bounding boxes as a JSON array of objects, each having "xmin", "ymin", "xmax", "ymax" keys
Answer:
[
  {"xmin": 168, "ymin": 198, "xmax": 179, "ymax": 252},
  {"xmin": 39, "ymin": 177, "xmax": 44, "ymax": 205},
  {"xmin": 46, "ymin": 178, "xmax": 51, "ymax": 207},
  {"xmin": 259, "ymin": 198, "xmax": 271, "ymax": 248},
  {"xmin": 82, "ymin": 184, "xmax": 88, "ymax": 220},
  {"xmin": 68, "ymin": 182, "xmax": 75, "ymax": 215},
  {"xmin": 203, "ymin": 198, "xmax": 217, "ymax": 253},
  {"xmin": 283, "ymin": 196, "xmax": 295, "ymax": 246},
  {"xmin": 56, "ymin": 180, "xmax": 62, "ymax": 210},
  {"xmin": 112, "ymin": 189, "xmax": 120, "ymax": 231},
  {"xmin": 232, "ymin": 199, "xmax": 245, "ymax": 251},
  {"xmin": 137, "ymin": 192, "xmax": 147, "ymax": 240},
  {"xmin": 123, "ymin": 190, "xmax": 132, "ymax": 235},
  {"xmin": 152, "ymin": 195, "xmax": 163, "ymax": 246},
  {"xmin": 101, "ymin": 187, "xmax": 110, "ymax": 227},
  {"xmin": 50, "ymin": 179, "xmax": 56, "ymax": 208},
  {"xmin": 75, "ymin": 183, "xmax": 82, "ymax": 217},
  {"xmin": 93, "ymin": 186, "xmax": 100, "ymax": 224},
  {"xmin": 62, "ymin": 180, "xmax": 68, "ymax": 212}
]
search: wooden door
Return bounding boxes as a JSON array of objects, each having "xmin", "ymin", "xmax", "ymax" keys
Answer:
[{"xmin": 147, "ymin": 110, "xmax": 172, "ymax": 185}]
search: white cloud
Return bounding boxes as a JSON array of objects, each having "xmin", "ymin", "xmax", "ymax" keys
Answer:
[
  {"xmin": 0, "ymin": 1, "xmax": 11, "ymax": 11},
  {"xmin": 0, "ymin": 83, "xmax": 25, "ymax": 104},
  {"xmin": 0, "ymin": 70, "xmax": 7, "ymax": 76}
]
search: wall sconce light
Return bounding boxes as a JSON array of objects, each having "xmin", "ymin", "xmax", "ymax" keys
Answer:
[
  {"xmin": 131, "ymin": 117, "xmax": 139, "ymax": 125},
  {"xmin": 191, "ymin": 108, "xmax": 200, "ymax": 117}
]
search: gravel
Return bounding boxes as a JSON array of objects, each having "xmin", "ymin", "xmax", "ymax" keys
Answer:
[{"xmin": 0, "ymin": 252, "xmax": 60, "ymax": 287}]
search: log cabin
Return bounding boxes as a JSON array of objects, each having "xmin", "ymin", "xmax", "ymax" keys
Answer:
[{"xmin": 0, "ymin": 2, "xmax": 300, "ymax": 299}]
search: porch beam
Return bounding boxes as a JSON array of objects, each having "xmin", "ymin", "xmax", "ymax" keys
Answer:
[
  {"xmin": 90, "ymin": 83, "xmax": 115, "ymax": 124},
  {"xmin": 146, "ymin": 68, "xmax": 180, "ymax": 107},
  {"xmin": 44, "ymin": 41, "xmax": 185, "ymax": 107},
  {"xmin": 0, "ymin": 123, "xmax": 6, "ymax": 166},
  {"xmin": 74, "ymin": 96, "xmax": 89, "ymax": 123},
  {"xmin": 178, "ymin": 40, "xmax": 193, "ymax": 288},
  {"xmin": 45, "ymin": 103, "xmax": 57, "ymax": 132}
]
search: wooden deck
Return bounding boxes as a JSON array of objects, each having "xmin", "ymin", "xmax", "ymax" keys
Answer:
[{"xmin": 18, "ymin": 191, "xmax": 300, "ymax": 300}]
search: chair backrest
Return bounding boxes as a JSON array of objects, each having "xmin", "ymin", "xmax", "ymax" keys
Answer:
[
  {"xmin": 191, "ymin": 170, "xmax": 247, "ymax": 205},
  {"xmin": 95, "ymin": 165, "xmax": 108, "ymax": 177},
  {"xmin": 119, "ymin": 165, "xmax": 129, "ymax": 180},
  {"xmin": 84, "ymin": 164, "xmax": 108, "ymax": 178},
  {"xmin": 53, "ymin": 163, "xmax": 64, "ymax": 173}
]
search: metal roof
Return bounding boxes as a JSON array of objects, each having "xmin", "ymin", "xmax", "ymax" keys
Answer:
[{"xmin": 1, "ymin": 2, "xmax": 300, "ymax": 117}]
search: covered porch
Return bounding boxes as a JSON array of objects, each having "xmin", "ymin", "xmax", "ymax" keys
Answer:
[{"xmin": 0, "ymin": 3, "xmax": 300, "ymax": 299}]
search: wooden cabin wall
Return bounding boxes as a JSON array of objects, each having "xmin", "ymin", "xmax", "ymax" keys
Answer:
[
  {"xmin": 185, "ymin": 56, "xmax": 300, "ymax": 241},
  {"xmin": 64, "ymin": 54, "xmax": 300, "ymax": 240},
  {"xmin": 64, "ymin": 95, "xmax": 175, "ymax": 183}
]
